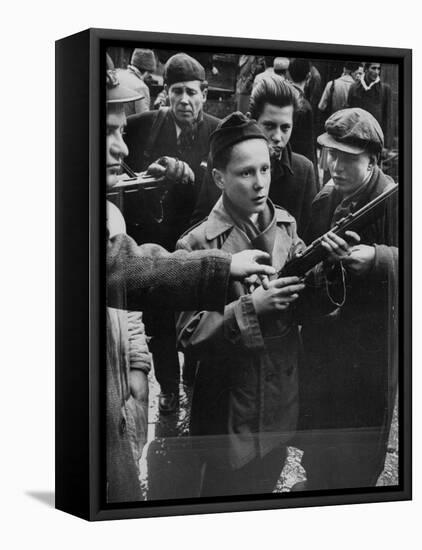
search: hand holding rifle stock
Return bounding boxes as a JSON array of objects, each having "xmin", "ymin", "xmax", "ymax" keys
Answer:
[{"xmin": 278, "ymin": 185, "xmax": 398, "ymax": 279}]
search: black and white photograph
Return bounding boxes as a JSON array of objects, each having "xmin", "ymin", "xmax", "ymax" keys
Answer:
[
  {"xmin": 105, "ymin": 41, "xmax": 402, "ymax": 506},
  {"xmin": 4, "ymin": 0, "xmax": 420, "ymax": 544}
]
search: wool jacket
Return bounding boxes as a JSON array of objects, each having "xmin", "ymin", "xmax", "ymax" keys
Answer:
[{"xmin": 107, "ymin": 232, "xmax": 231, "ymax": 313}]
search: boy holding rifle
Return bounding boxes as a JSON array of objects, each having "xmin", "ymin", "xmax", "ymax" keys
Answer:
[
  {"xmin": 176, "ymin": 113, "xmax": 352, "ymax": 497},
  {"xmin": 297, "ymin": 108, "xmax": 398, "ymax": 491}
]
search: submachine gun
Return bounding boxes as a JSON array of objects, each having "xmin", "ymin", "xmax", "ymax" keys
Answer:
[
  {"xmin": 106, "ymin": 160, "xmax": 168, "ymax": 218},
  {"xmin": 278, "ymin": 184, "xmax": 398, "ymax": 279}
]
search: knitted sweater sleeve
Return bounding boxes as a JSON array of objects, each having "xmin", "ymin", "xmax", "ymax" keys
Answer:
[{"xmin": 107, "ymin": 233, "xmax": 230, "ymax": 312}]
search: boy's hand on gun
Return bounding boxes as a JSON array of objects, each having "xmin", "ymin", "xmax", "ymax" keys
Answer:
[{"xmin": 251, "ymin": 276, "xmax": 305, "ymax": 316}]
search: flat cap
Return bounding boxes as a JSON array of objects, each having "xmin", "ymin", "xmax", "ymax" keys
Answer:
[
  {"xmin": 318, "ymin": 107, "xmax": 384, "ymax": 154},
  {"xmin": 164, "ymin": 53, "xmax": 205, "ymax": 86},
  {"xmin": 210, "ymin": 111, "xmax": 267, "ymax": 162},
  {"xmin": 106, "ymin": 53, "xmax": 143, "ymax": 104},
  {"xmin": 130, "ymin": 49, "xmax": 156, "ymax": 72}
]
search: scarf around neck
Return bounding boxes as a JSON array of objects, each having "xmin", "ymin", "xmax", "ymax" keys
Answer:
[
  {"xmin": 222, "ymin": 193, "xmax": 277, "ymax": 260},
  {"xmin": 331, "ymin": 166, "xmax": 380, "ymax": 226},
  {"xmin": 361, "ymin": 75, "xmax": 380, "ymax": 91},
  {"xmin": 170, "ymin": 109, "xmax": 203, "ymax": 150}
]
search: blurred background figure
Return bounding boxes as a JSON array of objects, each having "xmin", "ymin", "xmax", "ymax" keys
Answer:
[
  {"xmin": 235, "ymin": 54, "xmax": 265, "ymax": 113},
  {"xmin": 252, "ymin": 55, "xmax": 276, "ymax": 88},
  {"xmin": 116, "ymin": 48, "xmax": 157, "ymax": 116},
  {"xmin": 353, "ymin": 63, "xmax": 364, "ymax": 82},
  {"xmin": 304, "ymin": 61, "xmax": 322, "ymax": 113},
  {"xmin": 318, "ymin": 61, "xmax": 363, "ymax": 119},
  {"xmin": 347, "ymin": 62, "xmax": 392, "ymax": 148},
  {"xmin": 288, "ymin": 58, "xmax": 317, "ymax": 173},
  {"xmin": 273, "ymin": 56, "xmax": 290, "ymax": 78}
]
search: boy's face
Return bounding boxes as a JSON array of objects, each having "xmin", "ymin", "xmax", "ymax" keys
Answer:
[
  {"xmin": 213, "ymin": 138, "xmax": 271, "ymax": 218},
  {"xmin": 256, "ymin": 103, "xmax": 294, "ymax": 160},
  {"xmin": 327, "ymin": 148, "xmax": 372, "ymax": 195}
]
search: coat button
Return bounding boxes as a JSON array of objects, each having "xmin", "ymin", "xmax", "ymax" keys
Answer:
[{"xmin": 119, "ymin": 417, "xmax": 126, "ymax": 435}]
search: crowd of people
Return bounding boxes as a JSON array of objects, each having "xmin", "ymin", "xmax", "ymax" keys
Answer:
[{"xmin": 105, "ymin": 49, "xmax": 398, "ymax": 502}]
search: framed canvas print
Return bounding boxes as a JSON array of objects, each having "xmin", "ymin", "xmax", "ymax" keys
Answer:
[{"xmin": 55, "ymin": 28, "xmax": 412, "ymax": 521}]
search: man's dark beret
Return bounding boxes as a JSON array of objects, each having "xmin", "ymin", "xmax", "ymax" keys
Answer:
[
  {"xmin": 164, "ymin": 53, "xmax": 205, "ymax": 86},
  {"xmin": 210, "ymin": 111, "xmax": 268, "ymax": 162},
  {"xmin": 318, "ymin": 107, "xmax": 384, "ymax": 154}
]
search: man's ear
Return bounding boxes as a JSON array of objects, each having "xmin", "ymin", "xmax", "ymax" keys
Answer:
[
  {"xmin": 246, "ymin": 111, "xmax": 252, "ymax": 119},
  {"xmin": 164, "ymin": 84, "xmax": 169, "ymax": 94},
  {"xmin": 212, "ymin": 168, "xmax": 225, "ymax": 191},
  {"xmin": 202, "ymin": 87, "xmax": 208, "ymax": 102},
  {"xmin": 368, "ymin": 153, "xmax": 378, "ymax": 169}
]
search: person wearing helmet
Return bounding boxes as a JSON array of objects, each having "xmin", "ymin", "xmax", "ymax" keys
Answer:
[{"xmin": 105, "ymin": 54, "xmax": 276, "ymax": 502}]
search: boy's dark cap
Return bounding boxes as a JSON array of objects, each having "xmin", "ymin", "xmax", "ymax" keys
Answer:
[
  {"xmin": 164, "ymin": 53, "xmax": 205, "ymax": 86},
  {"xmin": 318, "ymin": 107, "xmax": 384, "ymax": 154},
  {"xmin": 210, "ymin": 111, "xmax": 268, "ymax": 162}
]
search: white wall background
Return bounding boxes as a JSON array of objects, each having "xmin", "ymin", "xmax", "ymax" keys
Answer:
[{"xmin": 0, "ymin": 1, "xmax": 419, "ymax": 547}]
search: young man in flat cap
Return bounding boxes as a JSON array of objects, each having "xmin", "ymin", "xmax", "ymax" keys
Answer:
[
  {"xmin": 193, "ymin": 75, "xmax": 317, "ymax": 237},
  {"xmin": 116, "ymin": 48, "xmax": 156, "ymax": 116},
  {"xmin": 297, "ymin": 108, "xmax": 398, "ymax": 491},
  {"xmin": 176, "ymin": 112, "xmax": 348, "ymax": 497},
  {"xmin": 105, "ymin": 56, "xmax": 276, "ymax": 502}
]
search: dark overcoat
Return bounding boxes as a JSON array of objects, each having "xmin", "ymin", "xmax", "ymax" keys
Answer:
[
  {"xmin": 300, "ymin": 166, "xmax": 398, "ymax": 485},
  {"xmin": 176, "ymin": 199, "xmax": 305, "ymax": 470}
]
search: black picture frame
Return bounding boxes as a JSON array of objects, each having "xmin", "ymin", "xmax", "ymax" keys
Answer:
[{"xmin": 55, "ymin": 27, "xmax": 412, "ymax": 521}]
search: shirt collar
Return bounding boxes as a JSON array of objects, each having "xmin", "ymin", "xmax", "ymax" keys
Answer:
[
  {"xmin": 205, "ymin": 196, "xmax": 294, "ymax": 240},
  {"xmin": 272, "ymin": 143, "xmax": 294, "ymax": 177},
  {"xmin": 361, "ymin": 75, "xmax": 380, "ymax": 91}
]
